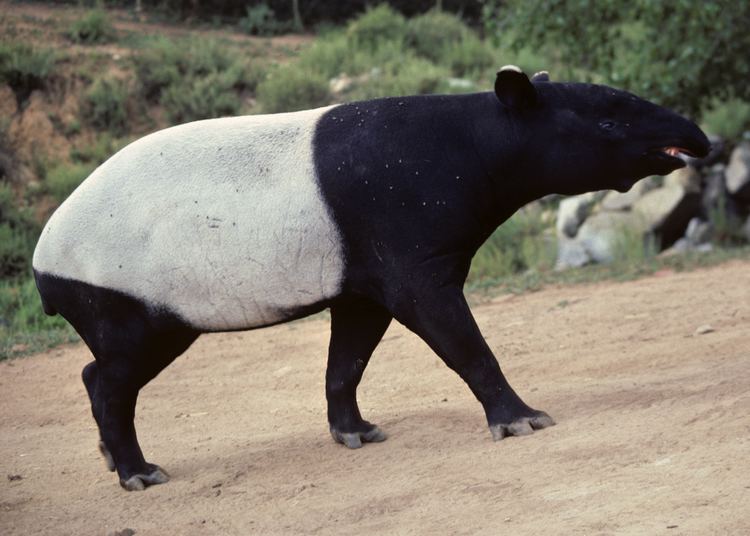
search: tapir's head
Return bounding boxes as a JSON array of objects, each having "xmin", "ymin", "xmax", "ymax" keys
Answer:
[{"xmin": 493, "ymin": 66, "xmax": 710, "ymax": 194}]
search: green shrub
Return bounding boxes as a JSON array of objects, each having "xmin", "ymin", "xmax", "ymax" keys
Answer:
[
  {"xmin": 347, "ymin": 57, "xmax": 450, "ymax": 101},
  {"xmin": 132, "ymin": 37, "xmax": 181, "ymax": 101},
  {"xmin": 407, "ymin": 10, "xmax": 469, "ymax": 60},
  {"xmin": 68, "ymin": 9, "xmax": 115, "ymax": 44},
  {"xmin": 702, "ymin": 99, "xmax": 750, "ymax": 140},
  {"xmin": 0, "ymin": 41, "xmax": 55, "ymax": 106},
  {"xmin": 83, "ymin": 77, "xmax": 129, "ymax": 134},
  {"xmin": 133, "ymin": 36, "xmax": 262, "ymax": 120},
  {"xmin": 70, "ymin": 134, "xmax": 128, "ymax": 165},
  {"xmin": 0, "ymin": 184, "xmax": 39, "ymax": 279},
  {"xmin": 347, "ymin": 4, "xmax": 407, "ymax": 51},
  {"xmin": 405, "ymin": 11, "xmax": 494, "ymax": 78},
  {"xmin": 469, "ymin": 206, "xmax": 556, "ymax": 283},
  {"xmin": 162, "ymin": 71, "xmax": 244, "ymax": 122},
  {"xmin": 238, "ymin": 3, "xmax": 289, "ymax": 36},
  {"xmin": 256, "ymin": 66, "xmax": 329, "ymax": 113},
  {"xmin": 45, "ymin": 162, "xmax": 95, "ymax": 203}
]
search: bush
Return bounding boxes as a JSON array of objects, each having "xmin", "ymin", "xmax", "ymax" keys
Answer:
[
  {"xmin": 702, "ymin": 99, "xmax": 750, "ymax": 140},
  {"xmin": 83, "ymin": 77, "xmax": 129, "ymax": 134},
  {"xmin": 133, "ymin": 36, "xmax": 263, "ymax": 120},
  {"xmin": 256, "ymin": 66, "xmax": 329, "ymax": 113},
  {"xmin": 0, "ymin": 184, "xmax": 39, "ymax": 279},
  {"xmin": 162, "ymin": 71, "xmax": 244, "ymax": 122},
  {"xmin": 469, "ymin": 205, "xmax": 556, "ymax": 282},
  {"xmin": 347, "ymin": 57, "xmax": 450, "ymax": 101},
  {"xmin": 0, "ymin": 42, "xmax": 55, "ymax": 106},
  {"xmin": 347, "ymin": 4, "xmax": 407, "ymax": 51},
  {"xmin": 407, "ymin": 10, "xmax": 494, "ymax": 78},
  {"xmin": 68, "ymin": 9, "xmax": 115, "ymax": 44},
  {"xmin": 238, "ymin": 3, "xmax": 289, "ymax": 36},
  {"xmin": 45, "ymin": 162, "xmax": 95, "ymax": 203}
]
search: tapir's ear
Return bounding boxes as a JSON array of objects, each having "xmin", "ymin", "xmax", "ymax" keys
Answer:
[
  {"xmin": 494, "ymin": 65, "xmax": 537, "ymax": 109},
  {"xmin": 531, "ymin": 70, "xmax": 550, "ymax": 82}
]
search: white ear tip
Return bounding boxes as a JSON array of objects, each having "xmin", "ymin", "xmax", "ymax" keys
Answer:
[
  {"xmin": 534, "ymin": 70, "xmax": 549, "ymax": 77},
  {"xmin": 499, "ymin": 65, "xmax": 523, "ymax": 73}
]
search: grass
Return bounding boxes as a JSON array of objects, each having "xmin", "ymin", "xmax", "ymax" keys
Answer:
[
  {"xmin": 0, "ymin": 277, "xmax": 77, "ymax": 361},
  {"xmin": 466, "ymin": 245, "xmax": 750, "ymax": 299}
]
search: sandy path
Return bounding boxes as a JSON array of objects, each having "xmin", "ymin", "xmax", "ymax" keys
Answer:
[{"xmin": 2, "ymin": 261, "xmax": 749, "ymax": 535}]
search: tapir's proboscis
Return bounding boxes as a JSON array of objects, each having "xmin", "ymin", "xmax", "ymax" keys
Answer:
[{"xmin": 33, "ymin": 67, "xmax": 710, "ymax": 490}]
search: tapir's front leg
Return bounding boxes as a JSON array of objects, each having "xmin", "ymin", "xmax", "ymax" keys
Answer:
[{"xmin": 394, "ymin": 286, "xmax": 555, "ymax": 439}]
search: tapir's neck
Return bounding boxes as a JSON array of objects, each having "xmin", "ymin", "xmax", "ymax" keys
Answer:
[{"xmin": 460, "ymin": 92, "xmax": 553, "ymax": 229}]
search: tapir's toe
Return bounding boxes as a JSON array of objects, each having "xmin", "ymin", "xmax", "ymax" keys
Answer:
[
  {"xmin": 119, "ymin": 465, "xmax": 170, "ymax": 491},
  {"xmin": 329, "ymin": 424, "xmax": 387, "ymax": 449},
  {"xmin": 489, "ymin": 411, "xmax": 555, "ymax": 441}
]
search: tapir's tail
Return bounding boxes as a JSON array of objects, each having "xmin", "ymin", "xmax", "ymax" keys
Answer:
[{"xmin": 33, "ymin": 268, "xmax": 58, "ymax": 316}]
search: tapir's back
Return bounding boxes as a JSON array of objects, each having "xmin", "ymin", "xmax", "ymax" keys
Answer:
[{"xmin": 33, "ymin": 107, "xmax": 345, "ymax": 331}]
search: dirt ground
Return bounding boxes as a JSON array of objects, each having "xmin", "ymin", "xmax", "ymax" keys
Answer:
[{"xmin": 1, "ymin": 260, "xmax": 749, "ymax": 535}]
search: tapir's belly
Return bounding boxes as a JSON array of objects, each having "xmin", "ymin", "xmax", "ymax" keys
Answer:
[{"xmin": 33, "ymin": 107, "xmax": 345, "ymax": 330}]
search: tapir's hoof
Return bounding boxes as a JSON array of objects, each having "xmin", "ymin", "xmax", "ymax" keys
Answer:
[
  {"xmin": 119, "ymin": 465, "xmax": 170, "ymax": 491},
  {"xmin": 98, "ymin": 440, "xmax": 116, "ymax": 472},
  {"xmin": 329, "ymin": 425, "xmax": 387, "ymax": 449},
  {"xmin": 490, "ymin": 411, "xmax": 555, "ymax": 441}
]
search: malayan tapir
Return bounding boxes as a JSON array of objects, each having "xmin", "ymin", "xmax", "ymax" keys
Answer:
[{"xmin": 33, "ymin": 66, "xmax": 710, "ymax": 490}]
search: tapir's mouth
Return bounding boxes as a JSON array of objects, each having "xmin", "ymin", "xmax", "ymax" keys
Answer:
[
  {"xmin": 644, "ymin": 141, "xmax": 709, "ymax": 173},
  {"xmin": 660, "ymin": 146, "xmax": 698, "ymax": 158}
]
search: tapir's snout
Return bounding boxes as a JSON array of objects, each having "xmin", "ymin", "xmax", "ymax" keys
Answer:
[{"xmin": 642, "ymin": 114, "xmax": 711, "ymax": 175}]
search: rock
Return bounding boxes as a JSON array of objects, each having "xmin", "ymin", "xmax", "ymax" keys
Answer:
[
  {"xmin": 556, "ymin": 192, "xmax": 598, "ymax": 238},
  {"xmin": 725, "ymin": 142, "xmax": 750, "ymax": 202},
  {"xmin": 665, "ymin": 166, "xmax": 701, "ymax": 194},
  {"xmin": 701, "ymin": 164, "xmax": 726, "ymax": 216},
  {"xmin": 633, "ymin": 184, "xmax": 701, "ymax": 248},
  {"xmin": 684, "ymin": 217, "xmax": 712, "ymax": 246},
  {"xmin": 601, "ymin": 176, "xmax": 658, "ymax": 211},
  {"xmin": 445, "ymin": 78, "xmax": 476, "ymax": 91},
  {"xmin": 576, "ymin": 211, "xmax": 646, "ymax": 263},
  {"xmin": 329, "ymin": 74, "xmax": 354, "ymax": 95},
  {"xmin": 694, "ymin": 324, "xmax": 715, "ymax": 335},
  {"xmin": 555, "ymin": 236, "xmax": 590, "ymax": 270}
]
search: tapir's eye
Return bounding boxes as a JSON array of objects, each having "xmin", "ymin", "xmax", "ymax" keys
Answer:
[{"xmin": 599, "ymin": 120, "xmax": 617, "ymax": 131}]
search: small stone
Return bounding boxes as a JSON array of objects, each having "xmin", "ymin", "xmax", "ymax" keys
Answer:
[
  {"xmin": 694, "ymin": 325, "xmax": 715, "ymax": 336},
  {"xmin": 7, "ymin": 474, "xmax": 22, "ymax": 481}
]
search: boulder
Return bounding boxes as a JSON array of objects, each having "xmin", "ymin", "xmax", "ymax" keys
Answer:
[
  {"xmin": 600, "ymin": 176, "xmax": 658, "ymax": 211},
  {"xmin": 665, "ymin": 166, "xmax": 701, "ymax": 194},
  {"xmin": 555, "ymin": 236, "xmax": 590, "ymax": 270},
  {"xmin": 556, "ymin": 192, "xmax": 598, "ymax": 238},
  {"xmin": 725, "ymin": 142, "xmax": 750, "ymax": 202},
  {"xmin": 684, "ymin": 217, "xmax": 713, "ymax": 246},
  {"xmin": 576, "ymin": 211, "xmax": 647, "ymax": 263},
  {"xmin": 633, "ymin": 184, "xmax": 700, "ymax": 248}
]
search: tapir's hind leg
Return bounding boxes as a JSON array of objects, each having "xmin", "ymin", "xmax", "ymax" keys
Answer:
[
  {"xmin": 35, "ymin": 272, "xmax": 198, "ymax": 490},
  {"xmin": 326, "ymin": 297, "xmax": 391, "ymax": 449},
  {"xmin": 83, "ymin": 322, "xmax": 198, "ymax": 491}
]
